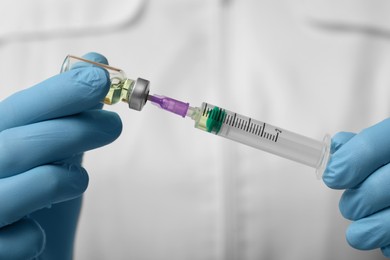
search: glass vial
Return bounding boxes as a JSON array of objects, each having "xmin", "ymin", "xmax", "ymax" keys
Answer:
[{"xmin": 61, "ymin": 55, "xmax": 150, "ymax": 111}]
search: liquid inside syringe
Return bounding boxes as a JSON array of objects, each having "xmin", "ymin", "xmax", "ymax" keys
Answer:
[{"xmin": 148, "ymin": 94, "xmax": 331, "ymax": 177}]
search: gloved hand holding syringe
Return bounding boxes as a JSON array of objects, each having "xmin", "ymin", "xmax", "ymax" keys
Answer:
[{"xmin": 62, "ymin": 55, "xmax": 331, "ymax": 177}]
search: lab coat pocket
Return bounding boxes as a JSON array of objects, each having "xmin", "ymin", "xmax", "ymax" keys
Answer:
[
  {"xmin": 0, "ymin": 0, "xmax": 146, "ymax": 41},
  {"xmin": 295, "ymin": 0, "xmax": 390, "ymax": 37}
]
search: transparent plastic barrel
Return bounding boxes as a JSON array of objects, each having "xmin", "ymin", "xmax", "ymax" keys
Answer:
[{"xmin": 192, "ymin": 103, "xmax": 330, "ymax": 177}]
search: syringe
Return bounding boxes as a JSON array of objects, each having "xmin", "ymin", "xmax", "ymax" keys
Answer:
[
  {"xmin": 148, "ymin": 94, "xmax": 331, "ymax": 177},
  {"xmin": 60, "ymin": 55, "xmax": 330, "ymax": 177}
]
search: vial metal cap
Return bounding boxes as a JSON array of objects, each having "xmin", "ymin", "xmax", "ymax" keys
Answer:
[{"xmin": 128, "ymin": 78, "xmax": 150, "ymax": 111}]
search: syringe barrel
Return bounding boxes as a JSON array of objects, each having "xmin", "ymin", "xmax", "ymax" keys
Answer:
[{"xmin": 192, "ymin": 103, "xmax": 330, "ymax": 176}]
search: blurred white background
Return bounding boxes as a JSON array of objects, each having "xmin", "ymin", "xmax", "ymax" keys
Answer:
[{"xmin": 1, "ymin": 0, "xmax": 390, "ymax": 259}]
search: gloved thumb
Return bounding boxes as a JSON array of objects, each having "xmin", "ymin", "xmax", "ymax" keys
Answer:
[
  {"xmin": 323, "ymin": 131, "xmax": 355, "ymax": 188},
  {"xmin": 330, "ymin": 132, "xmax": 356, "ymax": 153}
]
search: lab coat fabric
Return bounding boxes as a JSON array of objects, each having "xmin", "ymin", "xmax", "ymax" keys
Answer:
[{"xmin": 0, "ymin": 0, "xmax": 389, "ymax": 259}]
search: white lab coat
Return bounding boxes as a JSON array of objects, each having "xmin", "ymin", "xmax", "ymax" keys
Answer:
[{"xmin": 1, "ymin": 0, "xmax": 389, "ymax": 259}]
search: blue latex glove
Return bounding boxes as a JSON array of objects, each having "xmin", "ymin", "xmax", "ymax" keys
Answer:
[
  {"xmin": 323, "ymin": 119, "xmax": 390, "ymax": 258},
  {"xmin": 0, "ymin": 53, "xmax": 122, "ymax": 259}
]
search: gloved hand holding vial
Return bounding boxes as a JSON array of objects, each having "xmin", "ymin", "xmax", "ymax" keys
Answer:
[{"xmin": 0, "ymin": 53, "xmax": 122, "ymax": 259}]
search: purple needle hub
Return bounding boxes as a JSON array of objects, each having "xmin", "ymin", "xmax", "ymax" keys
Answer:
[{"xmin": 148, "ymin": 94, "xmax": 190, "ymax": 117}]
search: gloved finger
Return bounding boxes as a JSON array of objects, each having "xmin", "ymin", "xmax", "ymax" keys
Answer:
[
  {"xmin": 0, "ymin": 217, "xmax": 45, "ymax": 260},
  {"xmin": 0, "ymin": 66, "xmax": 110, "ymax": 132},
  {"xmin": 323, "ymin": 132, "xmax": 355, "ymax": 185},
  {"xmin": 65, "ymin": 53, "xmax": 108, "ymax": 112},
  {"xmin": 68, "ymin": 53, "xmax": 108, "ymax": 111},
  {"xmin": 323, "ymin": 118, "xmax": 390, "ymax": 189},
  {"xmin": 59, "ymin": 153, "xmax": 83, "ymax": 166},
  {"xmin": 68, "ymin": 53, "xmax": 108, "ymax": 112},
  {"xmin": 0, "ymin": 110, "xmax": 122, "ymax": 178},
  {"xmin": 330, "ymin": 132, "xmax": 356, "ymax": 154},
  {"xmin": 81, "ymin": 52, "xmax": 109, "ymax": 65},
  {"xmin": 346, "ymin": 207, "xmax": 390, "ymax": 251},
  {"xmin": 381, "ymin": 245, "xmax": 390, "ymax": 258},
  {"xmin": 48, "ymin": 153, "xmax": 84, "ymax": 174},
  {"xmin": 339, "ymin": 162, "xmax": 390, "ymax": 220},
  {"xmin": 0, "ymin": 163, "xmax": 88, "ymax": 228},
  {"xmin": 70, "ymin": 52, "xmax": 109, "ymax": 69},
  {"xmin": 30, "ymin": 197, "xmax": 83, "ymax": 260},
  {"xmin": 92, "ymin": 103, "xmax": 104, "ymax": 110}
]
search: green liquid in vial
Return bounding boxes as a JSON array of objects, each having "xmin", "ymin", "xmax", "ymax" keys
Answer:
[{"xmin": 104, "ymin": 78, "xmax": 134, "ymax": 105}]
